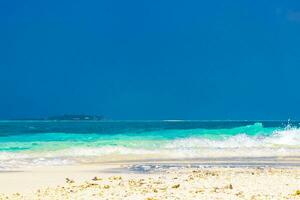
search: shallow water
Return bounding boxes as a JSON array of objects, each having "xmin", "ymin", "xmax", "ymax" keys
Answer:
[{"xmin": 0, "ymin": 120, "xmax": 300, "ymax": 169}]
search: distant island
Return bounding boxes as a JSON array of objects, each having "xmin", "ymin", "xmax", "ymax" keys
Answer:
[
  {"xmin": 48, "ymin": 114, "xmax": 104, "ymax": 121},
  {"xmin": 11, "ymin": 114, "xmax": 105, "ymax": 121}
]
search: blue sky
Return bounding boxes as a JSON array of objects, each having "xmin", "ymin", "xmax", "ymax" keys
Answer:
[{"xmin": 1, "ymin": 0, "xmax": 300, "ymax": 120}]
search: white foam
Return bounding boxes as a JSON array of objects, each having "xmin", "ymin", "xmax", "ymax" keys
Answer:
[
  {"xmin": 1, "ymin": 128, "xmax": 300, "ymax": 168},
  {"xmin": 165, "ymin": 128, "xmax": 300, "ymax": 149}
]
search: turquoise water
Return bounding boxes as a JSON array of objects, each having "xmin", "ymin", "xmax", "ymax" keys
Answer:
[{"xmin": 0, "ymin": 121, "xmax": 299, "ymax": 168}]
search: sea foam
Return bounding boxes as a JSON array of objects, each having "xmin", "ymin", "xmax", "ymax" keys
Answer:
[{"xmin": 1, "ymin": 122, "xmax": 300, "ymax": 168}]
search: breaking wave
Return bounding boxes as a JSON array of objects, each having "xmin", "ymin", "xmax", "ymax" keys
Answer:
[{"xmin": 1, "ymin": 123, "xmax": 300, "ymax": 168}]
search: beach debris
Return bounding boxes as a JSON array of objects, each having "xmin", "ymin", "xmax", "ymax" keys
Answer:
[
  {"xmin": 87, "ymin": 183, "xmax": 98, "ymax": 187},
  {"xmin": 295, "ymin": 190, "xmax": 300, "ymax": 195},
  {"xmin": 103, "ymin": 185, "xmax": 110, "ymax": 189},
  {"xmin": 153, "ymin": 181, "xmax": 162, "ymax": 184},
  {"xmin": 205, "ymin": 171, "xmax": 218, "ymax": 176},
  {"xmin": 224, "ymin": 184, "xmax": 233, "ymax": 189},
  {"xmin": 250, "ymin": 195, "xmax": 257, "ymax": 200},
  {"xmin": 235, "ymin": 191, "xmax": 244, "ymax": 197},
  {"xmin": 172, "ymin": 184, "xmax": 180, "ymax": 189},
  {"xmin": 65, "ymin": 178, "xmax": 74, "ymax": 184},
  {"xmin": 195, "ymin": 188, "xmax": 204, "ymax": 193},
  {"xmin": 146, "ymin": 198, "xmax": 158, "ymax": 200},
  {"xmin": 111, "ymin": 176, "xmax": 122, "ymax": 180},
  {"xmin": 92, "ymin": 176, "xmax": 102, "ymax": 181}
]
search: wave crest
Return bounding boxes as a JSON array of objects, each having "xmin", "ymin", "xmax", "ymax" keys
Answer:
[{"xmin": 1, "ymin": 125, "xmax": 300, "ymax": 168}]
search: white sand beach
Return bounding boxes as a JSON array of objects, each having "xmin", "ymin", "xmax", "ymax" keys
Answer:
[{"xmin": 1, "ymin": 160, "xmax": 300, "ymax": 200}]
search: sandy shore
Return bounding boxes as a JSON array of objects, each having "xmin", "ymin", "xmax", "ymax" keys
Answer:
[{"xmin": 1, "ymin": 162, "xmax": 300, "ymax": 200}]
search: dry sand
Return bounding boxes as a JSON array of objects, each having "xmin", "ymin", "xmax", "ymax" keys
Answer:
[{"xmin": 1, "ymin": 163, "xmax": 300, "ymax": 200}]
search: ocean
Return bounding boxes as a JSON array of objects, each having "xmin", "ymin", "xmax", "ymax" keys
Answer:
[{"xmin": 0, "ymin": 120, "xmax": 300, "ymax": 169}]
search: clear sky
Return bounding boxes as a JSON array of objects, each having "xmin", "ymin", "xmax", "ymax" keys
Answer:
[{"xmin": 1, "ymin": 0, "xmax": 300, "ymax": 120}]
